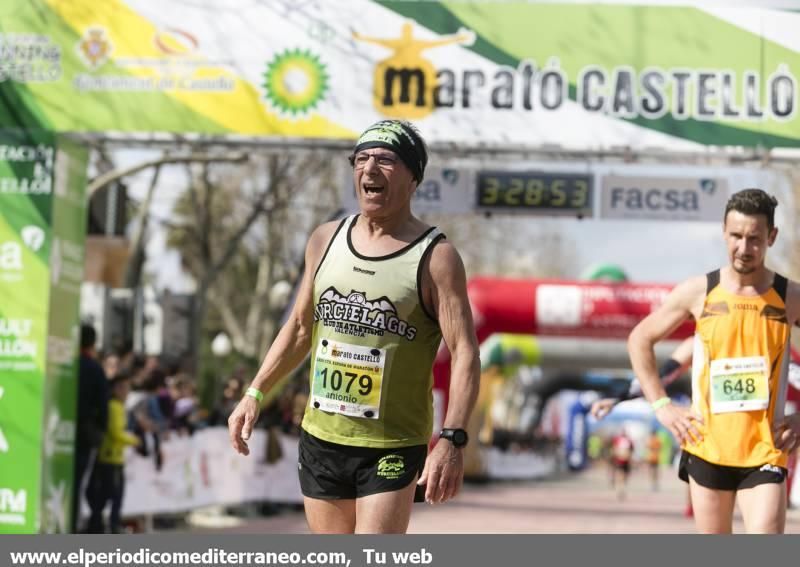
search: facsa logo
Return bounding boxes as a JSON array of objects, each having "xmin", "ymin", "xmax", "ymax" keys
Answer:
[
  {"xmin": 0, "ymin": 488, "xmax": 26, "ymax": 525},
  {"xmin": 21, "ymin": 226, "xmax": 45, "ymax": 252}
]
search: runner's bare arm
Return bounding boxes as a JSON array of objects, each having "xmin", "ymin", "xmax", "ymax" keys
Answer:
[
  {"xmin": 784, "ymin": 280, "xmax": 800, "ymax": 327},
  {"xmin": 227, "ymin": 221, "xmax": 339, "ymax": 455},
  {"xmin": 430, "ymin": 242, "xmax": 480, "ymax": 431},
  {"xmin": 628, "ymin": 276, "xmax": 705, "ymax": 444},
  {"xmin": 592, "ymin": 336, "xmax": 695, "ymax": 419},
  {"xmin": 629, "ymin": 276, "xmax": 703, "ymax": 402},
  {"xmin": 419, "ymin": 240, "xmax": 480, "ymax": 504},
  {"xmin": 248, "ymin": 222, "xmax": 339, "ymax": 392},
  {"xmin": 774, "ymin": 279, "xmax": 800, "ymax": 451}
]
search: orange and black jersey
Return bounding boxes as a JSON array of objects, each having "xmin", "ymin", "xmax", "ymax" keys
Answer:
[{"xmin": 686, "ymin": 269, "xmax": 791, "ymax": 468}]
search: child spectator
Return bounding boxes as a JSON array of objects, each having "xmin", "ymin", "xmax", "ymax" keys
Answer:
[{"xmin": 85, "ymin": 372, "xmax": 141, "ymax": 533}]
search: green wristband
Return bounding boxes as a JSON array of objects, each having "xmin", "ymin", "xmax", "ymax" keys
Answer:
[
  {"xmin": 651, "ymin": 397, "xmax": 671, "ymax": 410},
  {"xmin": 245, "ymin": 387, "xmax": 264, "ymax": 402}
]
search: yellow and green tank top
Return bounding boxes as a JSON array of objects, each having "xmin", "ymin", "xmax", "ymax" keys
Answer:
[
  {"xmin": 686, "ymin": 269, "xmax": 791, "ymax": 468},
  {"xmin": 301, "ymin": 215, "xmax": 444, "ymax": 448}
]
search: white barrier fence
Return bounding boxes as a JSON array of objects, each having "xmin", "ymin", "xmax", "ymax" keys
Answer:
[
  {"xmin": 123, "ymin": 427, "xmax": 303, "ymax": 517},
  {"xmin": 118, "ymin": 428, "xmax": 563, "ymax": 518},
  {"xmin": 120, "ymin": 427, "xmax": 797, "ymax": 516}
]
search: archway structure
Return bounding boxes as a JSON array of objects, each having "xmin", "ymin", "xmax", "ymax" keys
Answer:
[{"xmin": 432, "ymin": 277, "xmax": 695, "ymax": 416}]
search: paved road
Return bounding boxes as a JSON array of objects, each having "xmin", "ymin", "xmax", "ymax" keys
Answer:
[{"xmin": 185, "ymin": 464, "xmax": 800, "ymax": 534}]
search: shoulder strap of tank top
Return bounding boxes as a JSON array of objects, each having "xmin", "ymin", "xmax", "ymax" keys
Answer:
[
  {"xmin": 706, "ymin": 269, "xmax": 720, "ymax": 296},
  {"xmin": 773, "ymin": 272, "xmax": 788, "ymax": 302},
  {"xmin": 312, "ymin": 215, "xmax": 351, "ymax": 280},
  {"xmin": 416, "ymin": 229, "xmax": 446, "ymax": 322}
]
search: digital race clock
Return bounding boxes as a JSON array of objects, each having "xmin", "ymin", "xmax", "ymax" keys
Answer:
[{"xmin": 476, "ymin": 171, "xmax": 593, "ymax": 217}]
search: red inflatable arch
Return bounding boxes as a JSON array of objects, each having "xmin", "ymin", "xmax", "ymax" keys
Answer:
[{"xmin": 432, "ymin": 277, "xmax": 695, "ymax": 410}]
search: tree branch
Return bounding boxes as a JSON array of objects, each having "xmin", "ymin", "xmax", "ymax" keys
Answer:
[
  {"xmin": 208, "ymin": 288, "xmax": 251, "ymax": 356},
  {"xmin": 199, "ymin": 157, "xmax": 293, "ymax": 292},
  {"xmin": 86, "ymin": 153, "xmax": 248, "ymax": 198},
  {"xmin": 123, "ymin": 164, "xmax": 161, "ymax": 288}
]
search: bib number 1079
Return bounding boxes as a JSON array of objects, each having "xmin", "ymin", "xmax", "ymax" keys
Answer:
[
  {"xmin": 310, "ymin": 340, "xmax": 385, "ymax": 418},
  {"xmin": 319, "ymin": 368, "xmax": 373, "ymax": 396}
]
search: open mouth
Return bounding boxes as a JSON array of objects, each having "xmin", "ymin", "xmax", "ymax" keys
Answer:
[{"xmin": 362, "ymin": 184, "xmax": 384, "ymax": 195}]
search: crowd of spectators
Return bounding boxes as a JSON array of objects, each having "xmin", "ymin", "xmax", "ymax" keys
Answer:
[{"xmin": 75, "ymin": 324, "xmax": 308, "ymax": 533}]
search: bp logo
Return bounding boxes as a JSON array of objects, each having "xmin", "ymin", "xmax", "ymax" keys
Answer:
[
  {"xmin": 376, "ymin": 454, "xmax": 405, "ymax": 479},
  {"xmin": 263, "ymin": 48, "xmax": 329, "ymax": 116}
]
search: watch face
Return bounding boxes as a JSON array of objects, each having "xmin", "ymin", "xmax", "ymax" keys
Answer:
[{"xmin": 441, "ymin": 428, "xmax": 468, "ymax": 446}]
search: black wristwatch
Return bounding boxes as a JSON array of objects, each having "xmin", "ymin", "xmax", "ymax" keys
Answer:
[{"xmin": 439, "ymin": 428, "xmax": 469, "ymax": 448}]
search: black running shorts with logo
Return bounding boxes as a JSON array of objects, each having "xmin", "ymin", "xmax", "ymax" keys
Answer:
[
  {"xmin": 678, "ymin": 450, "xmax": 787, "ymax": 491},
  {"xmin": 298, "ymin": 429, "xmax": 427, "ymax": 499}
]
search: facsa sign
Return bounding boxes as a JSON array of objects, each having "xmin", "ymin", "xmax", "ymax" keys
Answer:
[
  {"xmin": 412, "ymin": 168, "xmax": 473, "ymax": 215},
  {"xmin": 599, "ymin": 175, "xmax": 728, "ymax": 222}
]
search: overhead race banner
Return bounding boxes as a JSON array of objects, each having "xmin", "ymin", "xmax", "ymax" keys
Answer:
[
  {"xmin": 1, "ymin": 1, "xmax": 799, "ymax": 148},
  {"xmin": 0, "ymin": 130, "xmax": 87, "ymax": 534}
]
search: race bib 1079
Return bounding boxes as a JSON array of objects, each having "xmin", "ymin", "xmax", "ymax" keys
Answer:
[{"xmin": 310, "ymin": 339, "xmax": 385, "ymax": 419}]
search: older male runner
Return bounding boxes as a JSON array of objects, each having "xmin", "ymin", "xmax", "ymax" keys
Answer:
[{"xmin": 228, "ymin": 119, "xmax": 480, "ymax": 533}]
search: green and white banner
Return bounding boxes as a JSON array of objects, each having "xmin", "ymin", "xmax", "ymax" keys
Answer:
[
  {"xmin": 0, "ymin": 130, "xmax": 88, "ymax": 534},
  {"xmin": 1, "ymin": 1, "xmax": 799, "ymax": 148}
]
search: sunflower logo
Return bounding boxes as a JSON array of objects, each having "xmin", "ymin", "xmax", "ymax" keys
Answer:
[{"xmin": 263, "ymin": 48, "xmax": 329, "ymax": 116}]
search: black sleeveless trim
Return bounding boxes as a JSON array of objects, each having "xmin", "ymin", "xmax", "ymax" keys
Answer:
[
  {"xmin": 773, "ymin": 273, "xmax": 788, "ymax": 302},
  {"xmin": 706, "ymin": 269, "xmax": 720, "ymax": 296},
  {"xmin": 313, "ymin": 216, "xmax": 348, "ymax": 280},
  {"xmin": 416, "ymin": 233, "xmax": 447, "ymax": 323},
  {"xmin": 706, "ymin": 268, "xmax": 788, "ymax": 302},
  {"xmin": 346, "ymin": 214, "xmax": 438, "ymax": 261}
]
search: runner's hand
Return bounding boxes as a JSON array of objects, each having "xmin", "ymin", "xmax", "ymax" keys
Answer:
[
  {"xmin": 773, "ymin": 414, "xmax": 800, "ymax": 452},
  {"xmin": 655, "ymin": 403, "xmax": 703, "ymax": 445},
  {"xmin": 417, "ymin": 438, "xmax": 464, "ymax": 505},
  {"xmin": 590, "ymin": 398, "xmax": 620, "ymax": 420},
  {"xmin": 228, "ymin": 396, "xmax": 261, "ymax": 456}
]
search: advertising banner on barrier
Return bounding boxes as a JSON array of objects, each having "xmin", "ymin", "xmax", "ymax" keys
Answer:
[
  {"xmin": 1, "ymin": 1, "xmax": 799, "ymax": 149},
  {"xmin": 122, "ymin": 428, "xmax": 303, "ymax": 516},
  {"xmin": 0, "ymin": 130, "xmax": 87, "ymax": 534}
]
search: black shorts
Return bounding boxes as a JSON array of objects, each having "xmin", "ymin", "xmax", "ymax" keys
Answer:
[
  {"xmin": 298, "ymin": 429, "xmax": 427, "ymax": 500},
  {"xmin": 678, "ymin": 450, "xmax": 787, "ymax": 491}
]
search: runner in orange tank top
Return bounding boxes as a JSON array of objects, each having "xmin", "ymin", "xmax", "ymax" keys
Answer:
[{"xmin": 628, "ymin": 188, "xmax": 800, "ymax": 534}]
